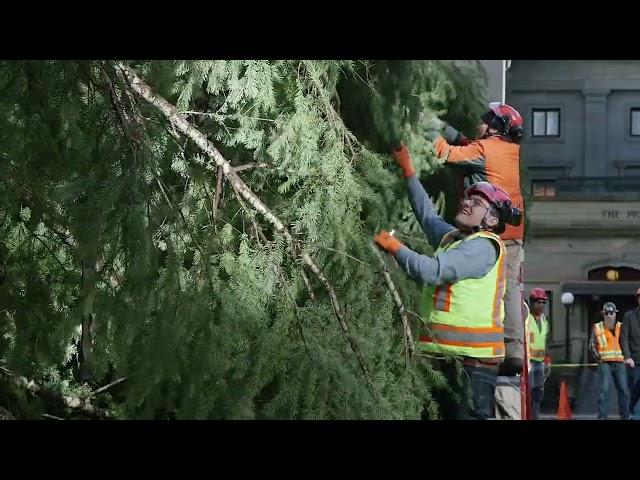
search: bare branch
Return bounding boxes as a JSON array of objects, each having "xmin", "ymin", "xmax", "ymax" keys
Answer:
[
  {"xmin": 233, "ymin": 162, "xmax": 269, "ymax": 172},
  {"xmin": 0, "ymin": 366, "xmax": 110, "ymax": 418},
  {"xmin": 42, "ymin": 414, "xmax": 64, "ymax": 420},
  {"xmin": 118, "ymin": 63, "xmax": 374, "ymax": 385},
  {"xmin": 89, "ymin": 377, "xmax": 127, "ymax": 397},
  {"xmin": 370, "ymin": 243, "xmax": 415, "ymax": 358},
  {"xmin": 299, "ymin": 267, "xmax": 316, "ymax": 301},
  {"xmin": 100, "ymin": 63, "xmax": 136, "ymax": 145},
  {"xmin": 180, "ymin": 111, "xmax": 277, "ymax": 123},
  {"xmin": 213, "ymin": 165, "xmax": 224, "ymax": 219}
]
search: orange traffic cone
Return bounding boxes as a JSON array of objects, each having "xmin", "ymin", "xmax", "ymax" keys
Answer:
[{"xmin": 556, "ymin": 380, "xmax": 572, "ymax": 420}]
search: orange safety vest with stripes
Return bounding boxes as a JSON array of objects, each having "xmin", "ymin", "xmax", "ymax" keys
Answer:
[
  {"xmin": 418, "ymin": 230, "xmax": 507, "ymax": 360},
  {"xmin": 593, "ymin": 321, "xmax": 624, "ymax": 362}
]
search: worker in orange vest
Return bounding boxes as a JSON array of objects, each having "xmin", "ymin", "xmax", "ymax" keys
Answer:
[{"xmin": 589, "ymin": 302, "xmax": 631, "ymax": 420}]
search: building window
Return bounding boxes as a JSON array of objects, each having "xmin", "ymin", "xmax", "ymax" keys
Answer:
[
  {"xmin": 630, "ymin": 108, "xmax": 640, "ymax": 136},
  {"xmin": 532, "ymin": 179, "xmax": 556, "ymax": 198},
  {"xmin": 532, "ymin": 108, "xmax": 561, "ymax": 137}
]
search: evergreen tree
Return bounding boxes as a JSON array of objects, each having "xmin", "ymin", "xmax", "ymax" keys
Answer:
[{"xmin": 0, "ymin": 60, "xmax": 486, "ymax": 419}]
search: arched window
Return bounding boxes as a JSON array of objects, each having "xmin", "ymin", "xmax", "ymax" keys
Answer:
[{"xmin": 587, "ymin": 266, "xmax": 640, "ymax": 281}]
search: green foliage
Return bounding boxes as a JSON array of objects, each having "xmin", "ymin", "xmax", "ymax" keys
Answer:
[{"xmin": 0, "ymin": 60, "xmax": 485, "ymax": 419}]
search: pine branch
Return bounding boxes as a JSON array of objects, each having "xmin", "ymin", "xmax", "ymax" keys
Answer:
[
  {"xmin": 370, "ymin": 242, "xmax": 415, "ymax": 358},
  {"xmin": 49, "ymin": 225, "xmax": 78, "ymax": 249},
  {"xmin": 118, "ymin": 62, "xmax": 374, "ymax": 386},
  {"xmin": 100, "ymin": 63, "xmax": 137, "ymax": 148},
  {"xmin": 0, "ymin": 366, "xmax": 111, "ymax": 418},
  {"xmin": 228, "ymin": 181, "xmax": 314, "ymax": 363},
  {"xmin": 202, "ymin": 180, "xmax": 217, "ymax": 225},
  {"xmin": 153, "ymin": 174, "xmax": 218, "ymax": 294},
  {"xmin": 31, "ymin": 233, "xmax": 70, "ymax": 273}
]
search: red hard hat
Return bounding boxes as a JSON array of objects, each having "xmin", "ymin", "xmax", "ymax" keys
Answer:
[
  {"xmin": 482, "ymin": 102, "xmax": 524, "ymax": 143},
  {"xmin": 488, "ymin": 102, "xmax": 523, "ymax": 129},
  {"xmin": 464, "ymin": 181, "xmax": 512, "ymax": 208},
  {"xmin": 529, "ymin": 288, "xmax": 548, "ymax": 302},
  {"xmin": 463, "ymin": 181, "xmax": 522, "ymax": 234}
]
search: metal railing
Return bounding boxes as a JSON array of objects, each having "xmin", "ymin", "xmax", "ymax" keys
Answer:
[{"xmin": 534, "ymin": 176, "xmax": 640, "ymax": 200}]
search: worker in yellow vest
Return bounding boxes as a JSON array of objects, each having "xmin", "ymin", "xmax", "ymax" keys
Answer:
[
  {"xmin": 374, "ymin": 145, "xmax": 522, "ymax": 419},
  {"xmin": 527, "ymin": 288, "xmax": 550, "ymax": 420},
  {"xmin": 589, "ymin": 302, "xmax": 631, "ymax": 420}
]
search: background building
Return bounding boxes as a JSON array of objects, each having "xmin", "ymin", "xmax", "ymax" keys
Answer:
[{"xmin": 501, "ymin": 60, "xmax": 640, "ymax": 415}]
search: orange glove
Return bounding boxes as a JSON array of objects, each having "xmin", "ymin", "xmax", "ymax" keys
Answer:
[
  {"xmin": 544, "ymin": 354, "xmax": 552, "ymax": 365},
  {"xmin": 374, "ymin": 230, "xmax": 403, "ymax": 255},
  {"xmin": 391, "ymin": 144, "xmax": 415, "ymax": 178}
]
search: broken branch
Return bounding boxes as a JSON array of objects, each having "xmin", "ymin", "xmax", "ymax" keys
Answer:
[
  {"xmin": 0, "ymin": 366, "xmax": 111, "ymax": 418},
  {"xmin": 118, "ymin": 62, "xmax": 373, "ymax": 385},
  {"xmin": 370, "ymin": 243, "xmax": 415, "ymax": 358}
]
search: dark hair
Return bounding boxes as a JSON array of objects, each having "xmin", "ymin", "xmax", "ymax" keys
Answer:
[{"xmin": 488, "ymin": 204, "xmax": 522, "ymax": 234}]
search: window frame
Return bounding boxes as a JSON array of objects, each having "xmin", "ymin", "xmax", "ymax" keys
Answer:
[
  {"xmin": 532, "ymin": 108, "xmax": 562, "ymax": 137},
  {"xmin": 630, "ymin": 107, "xmax": 640, "ymax": 137},
  {"xmin": 531, "ymin": 178, "xmax": 557, "ymax": 198}
]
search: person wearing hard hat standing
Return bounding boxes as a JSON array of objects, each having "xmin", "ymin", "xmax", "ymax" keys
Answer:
[
  {"xmin": 527, "ymin": 288, "xmax": 550, "ymax": 420},
  {"xmin": 621, "ymin": 288, "xmax": 640, "ymax": 420},
  {"xmin": 425, "ymin": 103, "xmax": 527, "ymax": 382},
  {"xmin": 589, "ymin": 302, "xmax": 631, "ymax": 420},
  {"xmin": 374, "ymin": 145, "xmax": 522, "ymax": 419}
]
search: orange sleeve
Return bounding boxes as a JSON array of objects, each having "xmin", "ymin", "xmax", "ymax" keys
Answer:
[{"xmin": 434, "ymin": 137, "xmax": 486, "ymax": 173}]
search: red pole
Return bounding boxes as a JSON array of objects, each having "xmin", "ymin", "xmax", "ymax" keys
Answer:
[{"xmin": 520, "ymin": 268, "xmax": 531, "ymax": 420}]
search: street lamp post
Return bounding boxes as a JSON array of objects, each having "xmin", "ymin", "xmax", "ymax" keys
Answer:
[{"xmin": 561, "ymin": 292, "xmax": 575, "ymax": 363}]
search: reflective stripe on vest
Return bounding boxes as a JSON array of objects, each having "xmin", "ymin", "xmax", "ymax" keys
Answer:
[
  {"xmin": 593, "ymin": 321, "xmax": 624, "ymax": 362},
  {"xmin": 418, "ymin": 230, "xmax": 506, "ymax": 359},
  {"xmin": 528, "ymin": 313, "xmax": 548, "ymax": 362}
]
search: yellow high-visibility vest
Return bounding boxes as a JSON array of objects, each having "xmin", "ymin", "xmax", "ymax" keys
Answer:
[
  {"xmin": 528, "ymin": 313, "xmax": 548, "ymax": 362},
  {"xmin": 419, "ymin": 230, "xmax": 506, "ymax": 360}
]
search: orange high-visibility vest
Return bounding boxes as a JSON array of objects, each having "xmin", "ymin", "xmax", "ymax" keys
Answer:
[{"xmin": 593, "ymin": 321, "xmax": 624, "ymax": 362}]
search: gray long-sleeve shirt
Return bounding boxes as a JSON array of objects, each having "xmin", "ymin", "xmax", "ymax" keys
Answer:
[{"xmin": 394, "ymin": 175, "xmax": 498, "ymax": 286}]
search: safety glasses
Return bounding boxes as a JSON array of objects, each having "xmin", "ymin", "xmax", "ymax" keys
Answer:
[{"xmin": 462, "ymin": 195, "xmax": 491, "ymax": 211}]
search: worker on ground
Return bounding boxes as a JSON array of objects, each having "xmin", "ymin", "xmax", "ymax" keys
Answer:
[
  {"xmin": 527, "ymin": 288, "xmax": 550, "ymax": 420},
  {"xmin": 621, "ymin": 288, "xmax": 640, "ymax": 420},
  {"xmin": 374, "ymin": 145, "xmax": 521, "ymax": 419},
  {"xmin": 589, "ymin": 302, "xmax": 631, "ymax": 420},
  {"xmin": 494, "ymin": 299, "xmax": 531, "ymax": 419},
  {"xmin": 425, "ymin": 104, "xmax": 526, "ymax": 379}
]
